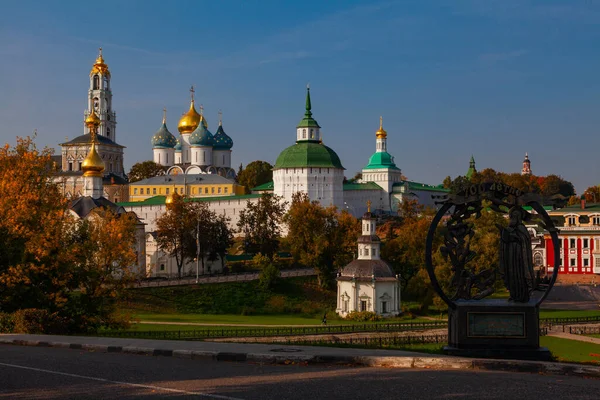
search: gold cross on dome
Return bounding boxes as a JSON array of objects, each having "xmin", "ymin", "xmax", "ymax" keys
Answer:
[
  {"xmin": 367, "ymin": 200, "xmax": 372, "ymax": 212},
  {"xmin": 190, "ymin": 85, "xmax": 195, "ymax": 101}
]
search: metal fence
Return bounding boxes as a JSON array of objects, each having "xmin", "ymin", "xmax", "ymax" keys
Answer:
[
  {"xmin": 96, "ymin": 321, "xmax": 448, "ymax": 340},
  {"xmin": 136, "ymin": 268, "xmax": 316, "ymax": 288},
  {"xmin": 568, "ymin": 326, "xmax": 600, "ymax": 335},
  {"xmin": 281, "ymin": 334, "xmax": 449, "ymax": 348}
]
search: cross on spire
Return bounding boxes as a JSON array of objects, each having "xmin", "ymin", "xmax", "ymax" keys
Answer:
[
  {"xmin": 190, "ymin": 85, "xmax": 195, "ymax": 101},
  {"xmin": 379, "ymin": 116, "xmax": 383, "ymax": 129},
  {"xmin": 163, "ymin": 107, "xmax": 167, "ymax": 124},
  {"xmin": 218, "ymin": 109, "xmax": 223, "ymax": 126}
]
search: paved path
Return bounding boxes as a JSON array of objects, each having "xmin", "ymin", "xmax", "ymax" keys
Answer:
[
  {"xmin": 548, "ymin": 331, "xmax": 600, "ymax": 345},
  {"xmin": 2, "ymin": 345, "xmax": 600, "ymax": 399}
]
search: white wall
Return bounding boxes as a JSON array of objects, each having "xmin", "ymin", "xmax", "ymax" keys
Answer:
[{"xmin": 273, "ymin": 167, "xmax": 344, "ymax": 209}]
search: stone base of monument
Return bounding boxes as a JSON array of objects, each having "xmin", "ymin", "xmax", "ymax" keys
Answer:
[{"xmin": 443, "ymin": 299, "xmax": 552, "ymax": 361}]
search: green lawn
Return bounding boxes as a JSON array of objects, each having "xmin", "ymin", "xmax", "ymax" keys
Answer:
[
  {"xmin": 540, "ymin": 336, "xmax": 600, "ymax": 364},
  {"xmin": 539, "ymin": 309, "xmax": 600, "ymax": 319}
]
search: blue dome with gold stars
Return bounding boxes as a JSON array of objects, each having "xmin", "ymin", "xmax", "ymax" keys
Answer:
[
  {"xmin": 151, "ymin": 116, "xmax": 177, "ymax": 149},
  {"xmin": 213, "ymin": 123, "xmax": 233, "ymax": 150},
  {"xmin": 189, "ymin": 122, "xmax": 214, "ymax": 147}
]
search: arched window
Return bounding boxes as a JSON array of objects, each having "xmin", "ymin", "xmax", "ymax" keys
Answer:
[
  {"xmin": 302, "ymin": 129, "xmax": 306, "ymax": 139},
  {"xmin": 107, "ymin": 127, "xmax": 111, "ymax": 139},
  {"xmin": 93, "ymin": 75, "xmax": 99, "ymax": 90},
  {"xmin": 310, "ymin": 129, "xmax": 314, "ymax": 138}
]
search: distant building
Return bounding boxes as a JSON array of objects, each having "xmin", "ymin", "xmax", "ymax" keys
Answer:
[
  {"xmin": 542, "ymin": 197, "xmax": 600, "ymax": 276},
  {"xmin": 522, "ymin": 153, "xmax": 532, "ymax": 175},
  {"xmin": 336, "ymin": 206, "xmax": 401, "ymax": 317}
]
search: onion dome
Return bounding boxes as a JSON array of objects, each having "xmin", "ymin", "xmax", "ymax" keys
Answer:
[
  {"xmin": 174, "ymin": 138, "xmax": 182, "ymax": 152},
  {"xmin": 177, "ymin": 87, "xmax": 208, "ymax": 134},
  {"xmin": 151, "ymin": 109, "xmax": 177, "ymax": 148},
  {"xmin": 189, "ymin": 121, "xmax": 214, "ymax": 147},
  {"xmin": 82, "ymin": 110, "xmax": 104, "ymax": 177},
  {"xmin": 90, "ymin": 47, "xmax": 110, "ymax": 76},
  {"xmin": 376, "ymin": 116, "xmax": 387, "ymax": 139},
  {"xmin": 213, "ymin": 112, "xmax": 233, "ymax": 150},
  {"xmin": 364, "ymin": 151, "xmax": 399, "ymax": 170},
  {"xmin": 165, "ymin": 189, "xmax": 180, "ymax": 206}
]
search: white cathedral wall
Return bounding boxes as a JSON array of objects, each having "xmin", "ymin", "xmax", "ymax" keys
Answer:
[
  {"xmin": 361, "ymin": 168, "xmax": 403, "ymax": 194},
  {"xmin": 213, "ymin": 150, "xmax": 231, "ymax": 168},
  {"xmin": 153, "ymin": 148, "xmax": 174, "ymax": 166},
  {"xmin": 190, "ymin": 146, "xmax": 212, "ymax": 166},
  {"xmin": 273, "ymin": 167, "xmax": 344, "ymax": 209}
]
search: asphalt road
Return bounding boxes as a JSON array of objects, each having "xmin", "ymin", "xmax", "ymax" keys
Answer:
[{"xmin": 1, "ymin": 345, "xmax": 599, "ymax": 400}]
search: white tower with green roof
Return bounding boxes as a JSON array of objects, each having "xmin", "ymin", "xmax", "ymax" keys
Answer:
[
  {"xmin": 361, "ymin": 117, "xmax": 403, "ymax": 200},
  {"xmin": 273, "ymin": 86, "xmax": 345, "ymax": 208}
]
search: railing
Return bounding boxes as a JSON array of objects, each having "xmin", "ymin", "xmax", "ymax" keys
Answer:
[
  {"xmin": 136, "ymin": 268, "xmax": 316, "ymax": 288},
  {"xmin": 96, "ymin": 321, "xmax": 448, "ymax": 340},
  {"xmin": 281, "ymin": 334, "xmax": 449, "ymax": 347},
  {"xmin": 568, "ymin": 326, "xmax": 600, "ymax": 335},
  {"xmin": 96, "ymin": 315, "xmax": 598, "ymax": 341}
]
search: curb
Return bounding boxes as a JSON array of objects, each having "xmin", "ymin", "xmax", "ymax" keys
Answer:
[{"xmin": 1, "ymin": 338, "xmax": 599, "ymax": 379}]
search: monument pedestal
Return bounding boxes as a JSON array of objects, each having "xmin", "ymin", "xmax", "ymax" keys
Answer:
[{"xmin": 444, "ymin": 299, "xmax": 551, "ymax": 361}]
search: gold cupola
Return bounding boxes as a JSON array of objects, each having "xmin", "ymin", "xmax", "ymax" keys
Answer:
[
  {"xmin": 177, "ymin": 86, "xmax": 208, "ymax": 134},
  {"xmin": 90, "ymin": 47, "xmax": 110, "ymax": 76},
  {"xmin": 82, "ymin": 110, "xmax": 105, "ymax": 177},
  {"xmin": 376, "ymin": 116, "xmax": 387, "ymax": 139}
]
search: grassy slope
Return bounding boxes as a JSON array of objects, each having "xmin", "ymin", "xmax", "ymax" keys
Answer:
[{"xmin": 540, "ymin": 336, "xmax": 600, "ymax": 364}]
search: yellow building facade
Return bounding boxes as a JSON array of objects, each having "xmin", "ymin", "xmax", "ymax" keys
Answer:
[{"xmin": 129, "ymin": 174, "xmax": 245, "ymax": 202}]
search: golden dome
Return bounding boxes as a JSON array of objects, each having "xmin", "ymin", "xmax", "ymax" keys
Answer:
[
  {"xmin": 376, "ymin": 116, "xmax": 387, "ymax": 139},
  {"xmin": 85, "ymin": 109, "xmax": 101, "ymax": 128},
  {"xmin": 82, "ymin": 139, "xmax": 105, "ymax": 177},
  {"xmin": 90, "ymin": 47, "xmax": 110, "ymax": 76},
  {"xmin": 178, "ymin": 99, "xmax": 201, "ymax": 134},
  {"xmin": 165, "ymin": 189, "xmax": 180, "ymax": 206}
]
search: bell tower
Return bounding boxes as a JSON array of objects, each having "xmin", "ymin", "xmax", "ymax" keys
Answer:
[
  {"xmin": 86, "ymin": 48, "xmax": 117, "ymax": 142},
  {"xmin": 521, "ymin": 153, "xmax": 532, "ymax": 175}
]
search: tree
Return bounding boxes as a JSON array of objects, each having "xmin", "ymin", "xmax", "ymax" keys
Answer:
[
  {"xmin": 0, "ymin": 137, "xmax": 139, "ymax": 333},
  {"xmin": 155, "ymin": 194, "xmax": 196, "ymax": 278},
  {"xmin": 208, "ymin": 213, "xmax": 235, "ymax": 273},
  {"xmin": 190, "ymin": 202, "xmax": 216, "ymax": 276},
  {"xmin": 65, "ymin": 210, "xmax": 139, "ymax": 331},
  {"xmin": 237, "ymin": 160, "xmax": 273, "ymax": 193},
  {"xmin": 255, "ymin": 254, "xmax": 280, "ymax": 290},
  {"xmin": 284, "ymin": 193, "xmax": 359, "ymax": 288},
  {"xmin": 237, "ymin": 193, "xmax": 286, "ymax": 259},
  {"xmin": 347, "ymin": 172, "xmax": 362, "ymax": 184},
  {"xmin": 128, "ymin": 161, "xmax": 166, "ymax": 183},
  {"xmin": 584, "ymin": 186, "xmax": 600, "ymax": 204},
  {"xmin": 538, "ymin": 174, "xmax": 575, "ymax": 198}
]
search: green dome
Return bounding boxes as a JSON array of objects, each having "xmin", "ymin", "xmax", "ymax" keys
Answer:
[
  {"xmin": 274, "ymin": 142, "xmax": 344, "ymax": 169},
  {"xmin": 174, "ymin": 138, "xmax": 182, "ymax": 151},
  {"xmin": 151, "ymin": 122, "xmax": 177, "ymax": 149},
  {"xmin": 363, "ymin": 151, "xmax": 400, "ymax": 170}
]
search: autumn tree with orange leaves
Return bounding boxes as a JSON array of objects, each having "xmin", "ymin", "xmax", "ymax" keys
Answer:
[
  {"xmin": 0, "ymin": 137, "xmax": 139, "ymax": 333},
  {"xmin": 284, "ymin": 193, "xmax": 360, "ymax": 289}
]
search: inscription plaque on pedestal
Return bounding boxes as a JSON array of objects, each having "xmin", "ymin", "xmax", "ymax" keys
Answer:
[{"xmin": 467, "ymin": 312, "xmax": 525, "ymax": 338}]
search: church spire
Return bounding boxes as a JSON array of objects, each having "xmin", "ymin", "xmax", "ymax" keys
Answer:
[
  {"xmin": 466, "ymin": 155, "xmax": 477, "ymax": 180},
  {"xmin": 521, "ymin": 152, "xmax": 531, "ymax": 175},
  {"xmin": 82, "ymin": 109, "xmax": 104, "ymax": 199},
  {"xmin": 296, "ymin": 85, "xmax": 321, "ymax": 142}
]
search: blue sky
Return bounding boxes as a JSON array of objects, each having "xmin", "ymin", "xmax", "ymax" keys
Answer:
[{"xmin": 1, "ymin": 0, "xmax": 599, "ymax": 193}]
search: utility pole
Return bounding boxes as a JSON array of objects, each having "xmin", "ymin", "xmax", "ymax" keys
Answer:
[{"xmin": 196, "ymin": 217, "xmax": 200, "ymax": 284}]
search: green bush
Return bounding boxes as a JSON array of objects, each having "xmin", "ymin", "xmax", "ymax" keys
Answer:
[
  {"xmin": 0, "ymin": 312, "xmax": 14, "ymax": 333},
  {"xmin": 12, "ymin": 309, "xmax": 68, "ymax": 334},
  {"xmin": 345, "ymin": 311, "xmax": 382, "ymax": 322}
]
